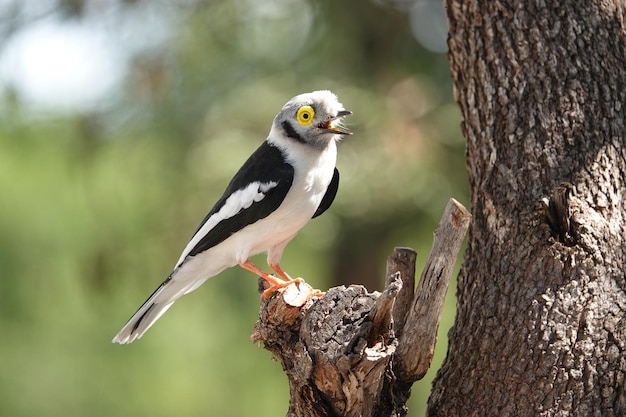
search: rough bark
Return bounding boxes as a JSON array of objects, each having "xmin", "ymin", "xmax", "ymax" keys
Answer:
[
  {"xmin": 430, "ymin": 1, "xmax": 626, "ymax": 416},
  {"xmin": 251, "ymin": 199, "xmax": 470, "ymax": 417}
]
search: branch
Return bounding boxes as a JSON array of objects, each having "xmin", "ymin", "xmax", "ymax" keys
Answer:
[
  {"xmin": 250, "ymin": 198, "xmax": 470, "ymax": 416},
  {"xmin": 385, "ymin": 247, "xmax": 417, "ymax": 340},
  {"xmin": 251, "ymin": 282, "xmax": 399, "ymax": 417},
  {"xmin": 395, "ymin": 198, "xmax": 471, "ymax": 382}
]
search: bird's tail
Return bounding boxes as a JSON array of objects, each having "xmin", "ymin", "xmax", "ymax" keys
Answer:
[{"xmin": 112, "ymin": 271, "xmax": 199, "ymax": 344}]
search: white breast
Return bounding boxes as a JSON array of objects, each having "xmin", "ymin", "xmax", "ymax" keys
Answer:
[{"xmin": 235, "ymin": 137, "xmax": 338, "ymax": 259}]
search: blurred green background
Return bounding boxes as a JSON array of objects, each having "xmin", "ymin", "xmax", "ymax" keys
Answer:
[{"xmin": 0, "ymin": 0, "xmax": 467, "ymax": 416}]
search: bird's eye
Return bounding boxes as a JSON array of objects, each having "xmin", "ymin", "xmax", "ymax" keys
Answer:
[{"xmin": 296, "ymin": 106, "xmax": 315, "ymax": 126}]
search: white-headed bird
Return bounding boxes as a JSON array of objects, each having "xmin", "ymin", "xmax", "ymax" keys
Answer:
[{"xmin": 112, "ymin": 90, "xmax": 351, "ymax": 344}]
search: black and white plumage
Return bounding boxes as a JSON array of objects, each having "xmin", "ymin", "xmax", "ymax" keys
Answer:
[{"xmin": 112, "ymin": 90, "xmax": 351, "ymax": 344}]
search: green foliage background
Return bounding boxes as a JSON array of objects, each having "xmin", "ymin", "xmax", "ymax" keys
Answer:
[{"xmin": 0, "ymin": 1, "xmax": 467, "ymax": 416}]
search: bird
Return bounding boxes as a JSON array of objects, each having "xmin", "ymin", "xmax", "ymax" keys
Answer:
[{"xmin": 112, "ymin": 90, "xmax": 352, "ymax": 344}]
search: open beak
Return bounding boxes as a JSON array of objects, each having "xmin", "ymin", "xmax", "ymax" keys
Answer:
[{"xmin": 319, "ymin": 110, "xmax": 352, "ymax": 135}]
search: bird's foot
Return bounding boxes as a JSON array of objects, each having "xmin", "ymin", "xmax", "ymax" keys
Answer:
[
  {"xmin": 311, "ymin": 289, "xmax": 325, "ymax": 297},
  {"xmin": 261, "ymin": 277, "xmax": 304, "ymax": 298},
  {"xmin": 268, "ymin": 261, "xmax": 296, "ymax": 282},
  {"xmin": 258, "ymin": 276, "xmax": 325, "ymax": 306}
]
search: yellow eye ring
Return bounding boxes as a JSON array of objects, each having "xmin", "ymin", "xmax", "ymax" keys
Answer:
[{"xmin": 296, "ymin": 106, "xmax": 315, "ymax": 126}]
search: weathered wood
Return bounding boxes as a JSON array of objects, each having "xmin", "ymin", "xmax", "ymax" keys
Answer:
[
  {"xmin": 251, "ymin": 283, "xmax": 399, "ymax": 417},
  {"xmin": 396, "ymin": 198, "xmax": 471, "ymax": 382},
  {"xmin": 385, "ymin": 247, "xmax": 417, "ymax": 339},
  {"xmin": 251, "ymin": 198, "xmax": 470, "ymax": 416}
]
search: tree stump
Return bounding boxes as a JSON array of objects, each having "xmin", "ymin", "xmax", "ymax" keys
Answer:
[{"xmin": 251, "ymin": 199, "xmax": 471, "ymax": 417}]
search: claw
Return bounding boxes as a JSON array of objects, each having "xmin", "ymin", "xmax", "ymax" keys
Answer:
[{"xmin": 261, "ymin": 277, "xmax": 304, "ymax": 298}]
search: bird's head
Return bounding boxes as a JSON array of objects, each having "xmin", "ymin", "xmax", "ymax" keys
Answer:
[{"xmin": 272, "ymin": 90, "xmax": 352, "ymax": 149}]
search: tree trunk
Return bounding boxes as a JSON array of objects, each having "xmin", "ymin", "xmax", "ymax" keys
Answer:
[{"xmin": 429, "ymin": 1, "xmax": 626, "ymax": 416}]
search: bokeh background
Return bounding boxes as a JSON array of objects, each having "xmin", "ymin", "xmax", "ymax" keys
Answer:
[{"xmin": 0, "ymin": 0, "xmax": 467, "ymax": 416}]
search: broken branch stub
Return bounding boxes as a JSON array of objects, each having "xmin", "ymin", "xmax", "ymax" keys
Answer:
[
  {"xmin": 395, "ymin": 198, "xmax": 471, "ymax": 382},
  {"xmin": 251, "ymin": 198, "xmax": 470, "ymax": 416},
  {"xmin": 251, "ymin": 283, "xmax": 401, "ymax": 417}
]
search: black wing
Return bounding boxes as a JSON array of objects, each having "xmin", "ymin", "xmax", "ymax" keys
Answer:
[
  {"xmin": 312, "ymin": 168, "xmax": 339, "ymax": 219},
  {"xmin": 184, "ymin": 141, "xmax": 294, "ymax": 259}
]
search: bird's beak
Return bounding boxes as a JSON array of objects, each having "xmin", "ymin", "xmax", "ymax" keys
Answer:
[{"xmin": 319, "ymin": 110, "xmax": 353, "ymax": 135}]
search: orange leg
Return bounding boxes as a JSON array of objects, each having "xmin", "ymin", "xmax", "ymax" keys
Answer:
[
  {"xmin": 268, "ymin": 261, "xmax": 294, "ymax": 281},
  {"xmin": 239, "ymin": 259, "xmax": 299, "ymax": 297},
  {"xmin": 239, "ymin": 259, "xmax": 284, "ymax": 286}
]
